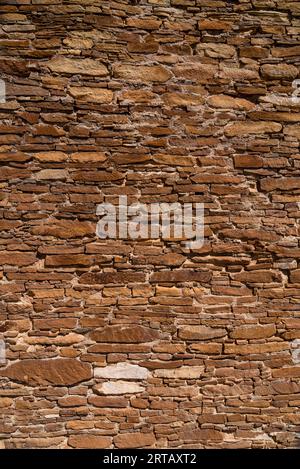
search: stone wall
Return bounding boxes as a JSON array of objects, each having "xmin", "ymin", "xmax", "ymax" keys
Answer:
[{"xmin": 0, "ymin": 0, "xmax": 300, "ymax": 449}]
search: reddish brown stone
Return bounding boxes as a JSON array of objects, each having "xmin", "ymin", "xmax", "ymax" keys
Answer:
[
  {"xmin": 79, "ymin": 272, "xmax": 146, "ymax": 284},
  {"xmin": 150, "ymin": 270, "xmax": 211, "ymax": 283},
  {"xmin": 31, "ymin": 219, "xmax": 95, "ymax": 239},
  {"xmin": 90, "ymin": 325, "xmax": 161, "ymax": 343},
  {"xmin": 114, "ymin": 432, "xmax": 155, "ymax": 449},
  {"xmin": 68, "ymin": 435, "xmax": 111, "ymax": 448},
  {"xmin": 0, "ymin": 359, "xmax": 92, "ymax": 386}
]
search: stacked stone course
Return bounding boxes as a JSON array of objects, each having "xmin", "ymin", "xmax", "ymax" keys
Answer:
[{"xmin": 0, "ymin": 0, "xmax": 300, "ymax": 449}]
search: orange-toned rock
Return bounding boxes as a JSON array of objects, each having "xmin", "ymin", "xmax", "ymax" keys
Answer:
[
  {"xmin": 1, "ymin": 359, "xmax": 92, "ymax": 386},
  {"xmin": 68, "ymin": 435, "xmax": 111, "ymax": 448},
  {"xmin": 90, "ymin": 325, "xmax": 160, "ymax": 343},
  {"xmin": 114, "ymin": 432, "xmax": 155, "ymax": 449}
]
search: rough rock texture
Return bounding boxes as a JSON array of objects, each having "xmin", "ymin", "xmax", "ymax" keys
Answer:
[{"xmin": 0, "ymin": 0, "xmax": 300, "ymax": 450}]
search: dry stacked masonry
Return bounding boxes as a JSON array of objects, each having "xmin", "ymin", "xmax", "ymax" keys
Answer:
[{"xmin": 0, "ymin": 0, "xmax": 300, "ymax": 449}]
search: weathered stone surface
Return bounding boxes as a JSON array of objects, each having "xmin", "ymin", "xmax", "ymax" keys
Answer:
[
  {"xmin": 113, "ymin": 65, "xmax": 172, "ymax": 82},
  {"xmin": 234, "ymin": 155, "xmax": 263, "ymax": 168},
  {"xmin": 114, "ymin": 432, "xmax": 155, "ymax": 449},
  {"xmin": 46, "ymin": 57, "xmax": 108, "ymax": 76},
  {"xmin": 207, "ymin": 95, "xmax": 255, "ymax": 110},
  {"xmin": 230, "ymin": 324, "xmax": 276, "ymax": 339},
  {"xmin": 94, "ymin": 381, "xmax": 145, "ymax": 395},
  {"xmin": 260, "ymin": 177, "xmax": 300, "ymax": 191},
  {"xmin": 79, "ymin": 271, "xmax": 146, "ymax": 284},
  {"xmin": 197, "ymin": 43, "xmax": 235, "ymax": 58},
  {"xmin": 225, "ymin": 121, "xmax": 282, "ymax": 136},
  {"xmin": 0, "ymin": 252, "xmax": 36, "ymax": 266},
  {"xmin": 224, "ymin": 343, "xmax": 288, "ymax": 355},
  {"xmin": 69, "ymin": 87, "xmax": 113, "ymax": 103},
  {"xmin": 178, "ymin": 326, "xmax": 227, "ymax": 340},
  {"xmin": 35, "ymin": 169, "xmax": 68, "ymax": 180},
  {"xmin": 70, "ymin": 152, "xmax": 107, "ymax": 163},
  {"xmin": 1, "ymin": 359, "xmax": 92, "ymax": 386},
  {"xmin": 261, "ymin": 64, "xmax": 299, "ymax": 80},
  {"xmin": 233, "ymin": 271, "xmax": 280, "ymax": 283},
  {"xmin": 31, "ymin": 219, "xmax": 94, "ymax": 238},
  {"xmin": 94, "ymin": 362, "xmax": 149, "ymax": 380},
  {"xmin": 150, "ymin": 270, "xmax": 211, "ymax": 283},
  {"xmin": 90, "ymin": 325, "xmax": 160, "ymax": 343},
  {"xmin": 154, "ymin": 366, "xmax": 203, "ymax": 379},
  {"xmin": 1, "ymin": 0, "xmax": 300, "ymax": 451},
  {"xmin": 68, "ymin": 435, "xmax": 111, "ymax": 449}
]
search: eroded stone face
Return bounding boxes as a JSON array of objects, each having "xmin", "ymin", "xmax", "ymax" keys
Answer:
[
  {"xmin": 94, "ymin": 381, "xmax": 145, "ymax": 395},
  {"xmin": 94, "ymin": 362, "xmax": 149, "ymax": 380},
  {"xmin": 1, "ymin": 359, "xmax": 92, "ymax": 386}
]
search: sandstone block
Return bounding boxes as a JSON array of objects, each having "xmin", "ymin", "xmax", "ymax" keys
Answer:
[
  {"xmin": 1, "ymin": 359, "xmax": 92, "ymax": 386},
  {"xmin": 46, "ymin": 57, "xmax": 108, "ymax": 76},
  {"xmin": 94, "ymin": 362, "xmax": 149, "ymax": 380}
]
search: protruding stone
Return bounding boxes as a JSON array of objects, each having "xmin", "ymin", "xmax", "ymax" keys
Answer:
[
  {"xmin": 1, "ymin": 359, "xmax": 92, "ymax": 386},
  {"xmin": 207, "ymin": 95, "xmax": 255, "ymax": 110},
  {"xmin": 261, "ymin": 64, "xmax": 299, "ymax": 80},
  {"xmin": 69, "ymin": 87, "xmax": 113, "ymax": 103},
  {"xmin": 225, "ymin": 121, "xmax": 282, "ymax": 137},
  {"xmin": 46, "ymin": 57, "xmax": 108, "ymax": 76}
]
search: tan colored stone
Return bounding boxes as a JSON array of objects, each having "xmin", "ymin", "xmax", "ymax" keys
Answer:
[
  {"xmin": 224, "ymin": 343, "xmax": 288, "ymax": 355},
  {"xmin": 207, "ymin": 95, "xmax": 255, "ymax": 110},
  {"xmin": 261, "ymin": 64, "xmax": 298, "ymax": 80},
  {"xmin": 113, "ymin": 64, "xmax": 172, "ymax": 82},
  {"xmin": 35, "ymin": 169, "xmax": 68, "ymax": 180},
  {"xmin": 230, "ymin": 324, "xmax": 276, "ymax": 339},
  {"xmin": 153, "ymin": 154, "xmax": 194, "ymax": 166},
  {"xmin": 46, "ymin": 57, "xmax": 108, "ymax": 76},
  {"xmin": 284, "ymin": 125, "xmax": 300, "ymax": 139},
  {"xmin": 190, "ymin": 343, "xmax": 222, "ymax": 354},
  {"xmin": 261, "ymin": 177, "xmax": 300, "ymax": 191},
  {"xmin": 24, "ymin": 333, "xmax": 84, "ymax": 346},
  {"xmin": 70, "ymin": 152, "xmax": 107, "ymax": 162},
  {"xmin": 272, "ymin": 367, "xmax": 300, "ymax": 378},
  {"xmin": 68, "ymin": 435, "xmax": 111, "ymax": 449},
  {"xmin": 94, "ymin": 381, "xmax": 145, "ymax": 395},
  {"xmin": 32, "ymin": 151, "xmax": 67, "ymax": 162},
  {"xmin": 69, "ymin": 87, "xmax": 113, "ymax": 103},
  {"xmin": 163, "ymin": 92, "xmax": 204, "ymax": 107},
  {"xmin": 178, "ymin": 325, "xmax": 227, "ymax": 340},
  {"xmin": 0, "ymin": 398, "xmax": 13, "ymax": 408},
  {"xmin": 114, "ymin": 432, "xmax": 155, "ymax": 449},
  {"xmin": 154, "ymin": 366, "xmax": 203, "ymax": 379},
  {"xmin": 197, "ymin": 43, "xmax": 235, "ymax": 58},
  {"xmin": 225, "ymin": 121, "xmax": 282, "ymax": 137},
  {"xmin": 94, "ymin": 362, "xmax": 149, "ymax": 380}
]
